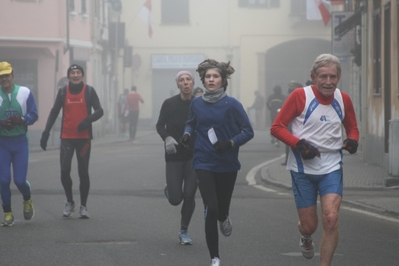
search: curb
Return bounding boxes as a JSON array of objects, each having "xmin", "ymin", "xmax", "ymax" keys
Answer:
[{"xmin": 260, "ymin": 160, "xmax": 399, "ymax": 220}]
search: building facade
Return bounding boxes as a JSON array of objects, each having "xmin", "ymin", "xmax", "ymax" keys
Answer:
[
  {"xmin": 336, "ymin": 0, "xmax": 399, "ymax": 180},
  {"xmin": 119, "ymin": 0, "xmax": 343, "ymax": 127},
  {"xmin": 0, "ymin": 0, "xmax": 115, "ymax": 145}
]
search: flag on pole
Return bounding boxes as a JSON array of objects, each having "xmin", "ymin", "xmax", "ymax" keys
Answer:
[
  {"xmin": 138, "ymin": 0, "xmax": 153, "ymax": 38},
  {"xmin": 306, "ymin": 0, "xmax": 331, "ymax": 26}
]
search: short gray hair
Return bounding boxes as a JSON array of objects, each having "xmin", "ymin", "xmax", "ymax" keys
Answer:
[{"xmin": 310, "ymin": 54, "xmax": 341, "ymax": 78}]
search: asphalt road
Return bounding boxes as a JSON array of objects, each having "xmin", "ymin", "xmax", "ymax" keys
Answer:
[{"xmin": 1, "ymin": 130, "xmax": 398, "ymax": 266}]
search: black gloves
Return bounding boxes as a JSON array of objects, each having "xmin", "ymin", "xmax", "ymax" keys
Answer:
[
  {"xmin": 1, "ymin": 118, "xmax": 14, "ymax": 131},
  {"xmin": 77, "ymin": 118, "xmax": 91, "ymax": 132},
  {"xmin": 40, "ymin": 131, "xmax": 50, "ymax": 151},
  {"xmin": 343, "ymin": 139, "xmax": 358, "ymax": 154},
  {"xmin": 10, "ymin": 116, "xmax": 24, "ymax": 125},
  {"xmin": 179, "ymin": 133, "xmax": 191, "ymax": 146},
  {"xmin": 213, "ymin": 140, "xmax": 234, "ymax": 153},
  {"xmin": 295, "ymin": 139, "xmax": 320, "ymax": 160}
]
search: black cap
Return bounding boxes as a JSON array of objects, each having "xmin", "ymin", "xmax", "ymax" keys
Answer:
[{"xmin": 67, "ymin": 64, "xmax": 84, "ymax": 77}]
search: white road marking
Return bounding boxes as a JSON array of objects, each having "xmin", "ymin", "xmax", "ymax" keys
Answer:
[
  {"xmin": 246, "ymin": 154, "xmax": 284, "ymax": 187},
  {"xmin": 280, "ymin": 252, "xmax": 343, "ymax": 257},
  {"xmin": 341, "ymin": 206, "xmax": 399, "ymax": 224},
  {"xmin": 253, "ymin": 185, "xmax": 278, "ymax": 193},
  {"xmin": 247, "ymin": 155, "xmax": 399, "ymax": 223}
]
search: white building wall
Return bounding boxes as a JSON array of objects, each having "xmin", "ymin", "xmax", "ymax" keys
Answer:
[{"xmin": 120, "ymin": 0, "xmax": 334, "ymax": 121}]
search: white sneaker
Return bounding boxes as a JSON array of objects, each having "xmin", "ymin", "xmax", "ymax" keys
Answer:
[
  {"xmin": 211, "ymin": 257, "xmax": 221, "ymax": 266},
  {"xmin": 63, "ymin": 202, "xmax": 75, "ymax": 217},
  {"xmin": 300, "ymin": 235, "xmax": 315, "ymax": 259},
  {"xmin": 79, "ymin": 205, "xmax": 90, "ymax": 219},
  {"xmin": 219, "ymin": 217, "xmax": 232, "ymax": 237}
]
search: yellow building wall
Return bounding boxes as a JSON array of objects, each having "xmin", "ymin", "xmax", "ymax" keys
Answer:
[{"xmin": 120, "ymin": 0, "xmax": 333, "ymax": 119}]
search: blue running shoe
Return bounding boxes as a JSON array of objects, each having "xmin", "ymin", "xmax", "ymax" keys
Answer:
[{"xmin": 179, "ymin": 230, "xmax": 192, "ymax": 245}]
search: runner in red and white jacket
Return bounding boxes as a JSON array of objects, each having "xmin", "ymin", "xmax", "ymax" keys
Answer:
[
  {"xmin": 271, "ymin": 84, "xmax": 359, "ymax": 174},
  {"xmin": 270, "ymin": 54, "xmax": 359, "ymax": 266}
]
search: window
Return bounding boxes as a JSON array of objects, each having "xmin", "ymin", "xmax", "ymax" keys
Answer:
[
  {"xmin": 81, "ymin": 0, "xmax": 86, "ymax": 14},
  {"xmin": 161, "ymin": 0, "xmax": 189, "ymax": 24},
  {"xmin": 239, "ymin": 0, "xmax": 280, "ymax": 8},
  {"xmin": 289, "ymin": 0, "xmax": 306, "ymax": 17},
  {"xmin": 373, "ymin": 1, "xmax": 381, "ymax": 94},
  {"xmin": 93, "ymin": 0, "xmax": 100, "ymax": 20},
  {"xmin": 68, "ymin": 0, "xmax": 75, "ymax": 12}
]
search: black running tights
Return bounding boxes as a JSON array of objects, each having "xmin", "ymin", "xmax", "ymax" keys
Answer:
[
  {"xmin": 60, "ymin": 139, "xmax": 91, "ymax": 206},
  {"xmin": 166, "ymin": 159, "xmax": 197, "ymax": 231},
  {"xmin": 196, "ymin": 170, "xmax": 237, "ymax": 259}
]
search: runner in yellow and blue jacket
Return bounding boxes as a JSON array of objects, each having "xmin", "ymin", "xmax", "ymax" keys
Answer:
[{"xmin": 0, "ymin": 61, "xmax": 38, "ymax": 227}]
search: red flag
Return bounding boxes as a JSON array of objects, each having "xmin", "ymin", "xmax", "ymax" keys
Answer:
[
  {"xmin": 138, "ymin": 0, "xmax": 153, "ymax": 38},
  {"xmin": 306, "ymin": 0, "xmax": 331, "ymax": 26},
  {"xmin": 318, "ymin": 1, "xmax": 331, "ymax": 26}
]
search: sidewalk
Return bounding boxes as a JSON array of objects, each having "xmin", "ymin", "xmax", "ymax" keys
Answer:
[{"xmin": 261, "ymin": 152, "xmax": 399, "ymax": 219}]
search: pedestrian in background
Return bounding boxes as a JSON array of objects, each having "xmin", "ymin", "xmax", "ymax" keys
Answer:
[
  {"xmin": 40, "ymin": 64, "xmax": 103, "ymax": 219},
  {"xmin": 182, "ymin": 59, "xmax": 254, "ymax": 266},
  {"xmin": 271, "ymin": 54, "xmax": 359, "ymax": 266},
  {"xmin": 247, "ymin": 90, "xmax": 265, "ymax": 129},
  {"xmin": 156, "ymin": 70, "xmax": 198, "ymax": 245},
  {"xmin": 118, "ymin": 88, "xmax": 129, "ymax": 137},
  {"xmin": 0, "ymin": 61, "xmax": 38, "ymax": 226},
  {"xmin": 266, "ymin": 85, "xmax": 285, "ymax": 146},
  {"xmin": 124, "ymin": 85, "xmax": 144, "ymax": 142},
  {"xmin": 305, "ymin": 79, "xmax": 314, "ymax": 86},
  {"xmin": 193, "ymin": 87, "xmax": 204, "ymax": 97},
  {"xmin": 281, "ymin": 80, "xmax": 303, "ymax": 166}
]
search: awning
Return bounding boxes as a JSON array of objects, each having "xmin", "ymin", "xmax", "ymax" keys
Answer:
[{"xmin": 334, "ymin": 6, "xmax": 365, "ymax": 38}]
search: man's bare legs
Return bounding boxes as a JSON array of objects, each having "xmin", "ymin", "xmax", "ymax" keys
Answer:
[
  {"xmin": 297, "ymin": 205, "xmax": 318, "ymax": 236},
  {"xmin": 297, "ymin": 193, "xmax": 341, "ymax": 266},
  {"xmin": 320, "ymin": 193, "xmax": 341, "ymax": 266}
]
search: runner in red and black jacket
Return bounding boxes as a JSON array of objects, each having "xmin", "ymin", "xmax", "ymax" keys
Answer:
[{"xmin": 40, "ymin": 64, "xmax": 103, "ymax": 219}]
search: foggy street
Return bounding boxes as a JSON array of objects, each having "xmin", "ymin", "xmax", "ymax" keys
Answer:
[
  {"xmin": 1, "ymin": 1, "xmax": 399, "ymax": 265},
  {"xmin": 0, "ymin": 129, "xmax": 397, "ymax": 266}
]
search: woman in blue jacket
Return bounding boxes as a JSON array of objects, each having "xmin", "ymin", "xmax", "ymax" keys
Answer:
[{"xmin": 182, "ymin": 59, "xmax": 254, "ymax": 266}]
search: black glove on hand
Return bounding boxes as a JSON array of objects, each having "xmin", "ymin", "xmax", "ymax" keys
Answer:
[
  {"xmin": 10, "ymin": 116, "xmax": 24, "ymax": 125},
  {"xmin": 295, "ymin": 139, "xmax": 321, "ymax": 160},
  {"xmin": 179, "ymin": 133, "xmax": 191, "ymax": 146},
  {"xmin": 343, "ymin": 139, "xmax": 358, "ymax": 154},
  {"xmin": 1, "ymin": 118, "xmax": 14, "ymax": 131},
  {"xmin": 40, "ymin": 131, "xmax": 50, "ymax": 151},
  {"xmin": 77, "ymin": 118, "xmax": 91, "ymax": 132},
  {"xmin": 213, "ymin": 140, "xmax": 233, "ymax": 153}
]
